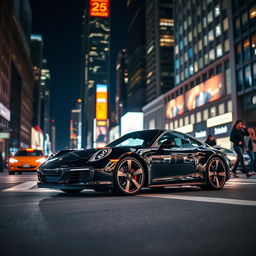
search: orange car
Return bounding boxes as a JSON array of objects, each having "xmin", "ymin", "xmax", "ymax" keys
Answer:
[{"xmin": 8, "ymin": 148, "xmax": 47, "ymax": 175}]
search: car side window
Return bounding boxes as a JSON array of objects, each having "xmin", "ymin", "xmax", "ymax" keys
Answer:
[{"xmin": 158, "ymin": 133, "xmax": 182, "ymax": 148}]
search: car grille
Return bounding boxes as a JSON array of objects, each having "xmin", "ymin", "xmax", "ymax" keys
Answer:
[{"xmin": 67, "ymin": 171, "xmax": 90, "ymax": 183}]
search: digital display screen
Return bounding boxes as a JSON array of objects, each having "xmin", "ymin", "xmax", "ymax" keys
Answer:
[
  {"xmin": 96, "ymin": 84, "xmax": 108, "ymax": 120},
  {"xmin": 166, "ymin": 95, "xmax": 184, "ymax": 118},
  {"xmin": 90, "ymin": 0, "xmax": 110, "ymax": 18}
]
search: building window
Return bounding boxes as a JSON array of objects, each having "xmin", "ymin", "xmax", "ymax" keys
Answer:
[
  {"xmin": 223, "ymin": 18, "xmax": 228, "ymax": 31},
  {"xmin": 235, "ymin": 43, "xmax": 242, "ymax": 63},
  {"xmin": 194, "ymin": 61, "xmax": 198, "ymax": 73},
  {"xmin": 189, "ymin": 64, "xmax": 194, "ymax": 75},
  {"xmin": 210, "ymin": 106, "xmax": 216, "ymax": 117},
  {"xmin": 203, "ymin": 109, "xmax": 208, "ymax": 120},
  {"xmin": 209, "ymin": 49, "xmax": 215, "ymax": 61},
  {"xmin": 215, "ymin": 24, "xmax": 221, "ymax": 37},
  {"xmin": 198, "ymin": 40, "xmax": 202, "ymax": 50},
  {"xmin": 237, "ymin": 68, "xmax": 243, "ymax": 91},
  {"xmin": 207, "ymin": 11, "xmax": 213, "ymax": 23},
  {"xmin": 235, "ymin": 17, "xmax": 240, "ymax": 36},
  {"xmin": 216, "ymin": 64, "xmax": 222, "ymax": 74},
  {"xmin": 244, "ymin": 65, "xmax": 252, "ymax": 88},
  {"xmin": 190, "ymin": 114, "xmax": 195, "ymax": 124},
  {"xmin": 216, "ymin": 44, "xmax": 223, "ymax": 58},
  {"xmin": 197, "ymin": 22, "xmax": 202, "ymax": 33},
  {"xmin": 208, "ymin": 30, "xmax": 214, "ymax": 42},
  {"xmin": 199, "ymin": 58, "xmax": 203, "ymax": 69},
  {"xmin": 179, "ymin": 118, "xmax": 183, "ymax": 127},
  {"xmin": 174, "ymin": 120, "xmax": 178, "ymax": 129},
  {"xmin": 215, "ymin": 4, "xmax": 220, "ymax": 17},
  {"xmin": 188, "ymin": 47, "xmax": 193, "ymax": 59},
  {"xmin": 196, "ymin": 112, "xmax": 202, "ymax": 123},
  {"xmin": 188, "ymin": 32, "xmax": 192, "ymax": 42},
  {"xmin": 225, "ymin": 62, "xmax": 232, "ymax": 95},
  {"xmin": 224, "ymin": 39, "xmax": 230, "ymax": 52},
  {"xmin": 227, "ymin": 100, "xmax": 232, "ymax": 112},
  {"xmin": 243, "ymin": 38, "xmax": 250, "ymax": 61},
  {"xmin": 251, "ymin": 32, "xmax": 256, "ymax": 57},
  {"xmin": 241, "ymin": 11, "xmax": 248, "ymax": 31},
  {"xmin": 170, "ymin": 122, "xmax": 173, "ymax": 129},
  {"xmin": 218, "ymin": 103, "xmax": 225, "ymax": 115},
  {"xmin": 203, "ymin": 17, "xmax": 207, "ymax": 28},
  {"xmin": 204, "ymin": 35, "xmax": 208, "ymax": 47},
  {"xmin": 249, "ymin": 3, "xmax": 256, "ymax": 26},
  {"xmin": 185, "ymin": 116, "xmax": 189, "ymax": 125},
  {"xmin": 204, "ymin": 53, "xmax": 209, "ymax": 65}
]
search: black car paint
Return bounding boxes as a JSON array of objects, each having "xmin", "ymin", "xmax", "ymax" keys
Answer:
[{"xmin": 38, "ymin": 130, "xmax": 230, "ymax": 191}]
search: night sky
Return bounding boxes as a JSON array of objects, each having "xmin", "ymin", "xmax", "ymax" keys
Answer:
[{"xmin": 30, "ymin": 0, "xmax": 128, "ymax": 151}]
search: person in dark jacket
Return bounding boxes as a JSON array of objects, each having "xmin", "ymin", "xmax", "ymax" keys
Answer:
[
  {"xmin": 0, "ymin": 152, "xmax": 4, "ymax": 172},
  {"xmin": 205, "ymin": 135, "xmax": 217, "ymax": 147},
  {"xmin": 230, "ymin": 120, "xmax": 252, "ymax": 178}
]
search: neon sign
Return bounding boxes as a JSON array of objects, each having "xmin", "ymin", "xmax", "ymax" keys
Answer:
[{"xmin": 90, "ymin": 0, "xmax": 110, "ymax": 18}]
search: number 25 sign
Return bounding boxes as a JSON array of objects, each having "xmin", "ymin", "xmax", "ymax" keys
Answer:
[{"xmin": 90, "ymin": 0, "xmax": 110, "ymax": 18}]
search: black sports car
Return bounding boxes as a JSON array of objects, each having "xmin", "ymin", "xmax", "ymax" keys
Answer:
[{"xmin": 38, "ymin": 129, "xmax": 231, "ymax": 195}]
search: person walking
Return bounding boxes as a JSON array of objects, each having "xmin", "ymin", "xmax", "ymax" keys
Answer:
[
  {"xmin": 0, "ymin": 151, "xmax": 4, "ymax": 172},
  {"xmin": 230, "ymin": 120, "xmax": 252, "ymax": 178},
  {"xmin": 248, "ymin": 127, "xmax": 256, "ymax": 173},
  {"xmin": 205, "ymin": 135, "xmax": 217, "ymax": 147}
]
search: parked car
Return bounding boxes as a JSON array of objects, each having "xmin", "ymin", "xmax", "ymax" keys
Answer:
[
  {"xmin": 8, "ymin": 148, "xmax": 47, "ymax": 175},
  {"xmin": 38, "ymin": 129, "xmax": 231, "ymax": 195}
]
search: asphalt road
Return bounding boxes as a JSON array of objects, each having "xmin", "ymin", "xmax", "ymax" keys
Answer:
[{"xmin": 0, "ymin": 171, "xmax": 256, "ymax": 256}]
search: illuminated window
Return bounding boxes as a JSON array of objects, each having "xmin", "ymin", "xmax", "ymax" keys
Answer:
[
  {"xmin": 196, "ymin": 112, "xmax": 202, "ymax": 123},
  {"xmin": 194, "ymin": 61, "xmax": 198, "ymax": 73},
  {"xmin": 174, "ymin": 120, "xmax": 178, "ymax": 128},
  {"xmin": 207, "ymin": 11, "xmax": 213, "ymax": 23},
  {"xmin": 215, "ymin": 24, "xmax": 221, "ymax": 37},
  {"xmin": 175, "ymin": 45, "xmax": 179, "ymax": 54},
  {"xmin": 198, "ymin": 40, "xmax": 202, "ymax": 50},
  {"xmin": 159, "ymin": 19, "xmax": 174, "ymax": 27},
  {"xmin": 204, "ymin": 35, "xmax": 208, "ymax": 47},
  {"xmin": 210, "ymin": 106, "xmax": 216, "ymax": 117},
  {"xmin": 208, "ymin": 30, "xmax": 214, "ymax": 42},
  {"xmin": 227, "ymin": 100, "xmax": 232, "ymax": 112},
  {"xmin": 189, "ymin": 65, "xmax": 194, "ymax": 75},
  {"xmin": 225, "ymin": 61, "xmax": 231, "ymax": 95},
  {"xmin": 244, "ymin": 65, "xmax": 252, "ymax": 88},
  {"xmin": 185, "ymin": 116, "xmax": 189, "ymax": 125},
  {"xmin": 188, "ymin": 32, "xmax": 192, "ymax": 42},
  {"xmin": 218, "ymin": 103, "xmax": 225, "ymax": 115},
  {"xmin": 170, "ymin": 122, "xmax": 173, "ymax": 130},
  {"xmin": 197, "ymin": 22, "xmax": 202, "ymax": 33},
  {"xmin": 224, "ymin": 39, "xmax": 230, "ymax": 52},
  {"xmin": 179, "ymin": 118, "xmax": 183, "ymax": 127},
  {"xmin": 223, "ymin": 18, "xmax": 228, "ymax": 31},
  {"xmin": 190, "ymin": 114, "xmax": 195, "ymax": 124},
  {"xmin": 203, "ymin": 109, "xmax": 208, "ymax": 120},
  {"xmin": 199, "ymin": 58, "xmax": 203, "ymax": 69},
  {"xmin": 160, "ymin": 35, "xmax": 174, "ymax": 47},
  {"xmin": 215, "ymin": 5, "xmax": 220, "ymax": 17},
  {"xmin": 203, "ymin": 17, "xmax": 207, "ymax": 28},
  {"xmin": 251, "ymin": 33, "xmax": 256, "ymax": 57},
  {"xmin": 249, "ymin": 3, "xmax": 256, "ymax": 26},
  {"xmin": 209, "ymin": 49, "xmax": 215, "ymax": 61},
  {"xmin": 216, "ymin": 44, "xmax": 223, "ymax": 58},
  {"xmin": 243, "ymin": 38, "xmax": 250, "ymax": 61},
  {"xmin": 204, "ymin": 53, "xmax": 209, "ymax": 65}
]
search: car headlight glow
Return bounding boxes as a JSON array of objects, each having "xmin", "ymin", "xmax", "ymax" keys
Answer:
[
  {"xmin": 89, "ymin": 148, "xmax": 112, "ymax": 162},
  {"xmin": 9, "ymin": 158, "xmax": 18, "ymax": 163},
  {"xmin": 227, "ymin": 155, "xmax": 237, "ymax": 161},
  {"xmin": 36, "ymin": 158, "xmax": 46, "ymax": 164}
]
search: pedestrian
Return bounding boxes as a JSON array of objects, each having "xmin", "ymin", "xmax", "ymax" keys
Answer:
[
  {"xmin": 248, "ymin": 127, "xmax": 256, "ymax": 173},
  {"xmin": 205, "ymin": 135, "xmax": 217, "ymax": 147},
  {"xmin": 230, "ymin": 120, "xmax": 252, "ymax": 178},
  {"xmin": 0, "ymin": 151, "xmax": 4, "ymax": 172}
]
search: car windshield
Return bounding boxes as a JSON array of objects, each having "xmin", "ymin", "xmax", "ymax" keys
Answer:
[
  {"xmin": 107, "ymin": 130, "xmax": 162, "ymax": 148},
  {"xmin": 15, "ymin": 150, "xmax": 43, "ymax": 156}
]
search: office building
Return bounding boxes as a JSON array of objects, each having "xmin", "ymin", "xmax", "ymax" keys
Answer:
[{"xmin": 81, "ymin": 0, "xmax": 111, "ymax": 148}]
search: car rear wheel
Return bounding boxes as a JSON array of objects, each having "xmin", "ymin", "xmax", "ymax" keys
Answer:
[
  {"xmin": 114, "ymin": 157, "xmax": 145, "ymax": 195},
  {"xmin": 61, "ymin": 189, "xmax": 83, "ymax": 194},
  {"xmin": 202, "ymin": 157, "xmax": 227, "ymax": 190}
]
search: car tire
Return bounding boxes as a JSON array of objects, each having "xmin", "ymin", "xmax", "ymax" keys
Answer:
[
  {"xmin": 8, "ymin": 171, "xmax": 15, "ymax": 175},
  {"xmin": 202, "ymin": 157, "xmax": 227, "ymax": 191},
  {"xmin": 61, "ymin": 189, "xmax": 83, "ymax": 194},
  {"xmin": 114, "ymin": 157, "xmax": 145, "ymax": 196}
]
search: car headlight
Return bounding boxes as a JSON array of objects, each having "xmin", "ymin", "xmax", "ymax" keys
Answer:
[
  {"xmin": 227, "ymin": 155, "xmax": 237, "ymax": 161},
  {"xmin": 9, "ymin": 158, "xmax": 18, "ymax": 163},
  {"xmin": 36, "ymin": 158, "xmax": 46, "ymax": 164},
  {"xmin": 89, "ymin": 148, "xmax": 112, "ymax": 162}
]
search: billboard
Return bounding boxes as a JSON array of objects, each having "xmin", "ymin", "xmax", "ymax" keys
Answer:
[
  {"xmin": 94, "ymin": 119, "xmax": 108, "ymax": 148},
  {"xmin": 90, "ymin": 0, "xmax": 110, "ymax": 18},
  {"xmin": 185, "ymin": 74, "xmax": 225, "ymax": 111},
  {"xmin": 121, "ymin": 112, "xmax": 143, "ymax": 136},
  {"xmin": 96, "ymin": 84, "xmax": 108, "ymax": 120},
  {"xmin": 166, "ymin": 94, "xmax": 184, "ymax": 118}
]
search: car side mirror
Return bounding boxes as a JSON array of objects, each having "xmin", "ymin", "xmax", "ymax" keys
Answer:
[{"xmin": 160, "ymin": 140, "xmax": 176, "ymax": 149}]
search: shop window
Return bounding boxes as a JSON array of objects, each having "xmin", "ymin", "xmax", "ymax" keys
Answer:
[
  {"xmin": 190, "ymin": 114, "xmax": 195, "ymax": 124},
  {"xmin": 223, "ymin": 18, "xmax": 228, "ymax": 31},
  {"xmin": 236, "ymin": 68, "xmax": 243, "ymax": 91},
  {"xmin": 210, "ymin": 106, "xmax": 216, "ymax": 117},
  {"xmin": 185, "ymin": 116, "xmax": 189, "ymax": 125},
  {"xmin": 224, "ymin": 39, "xmax": 230, "ymax": 52},
  {"xmin": 227, "ymin": 100, "xmax": 232, "ymax": 112},
  {"xmin": 174, "ymin": 120, "xmax": 178, "ymax": 129},
  {"xmin": 253, "ymin": 62, "xmax": 256, "ymax": 86},
  {"xmin": 251, "ymin": 33, "xmax": 256, "ymax": 57},
  {"xmin": 170, "ymin": 122, "xmax": 173, "ymax": 130},
  {"xmin": 244, "ymin": 65, "xmax": 252, "ymax": 88},
  {"xmin": 165, "ymin": 123, "xmax": 169, "ymax": 130},
  {"xmin": 215, "ymin": 24, "xmax": 221, "ymax": 37},
  {"xmin": 235, "ymin": 17, "xmax": 240, "ymax": 36},
  {"xmin": 243, "ymin": 38, "xmax": 250, "ymax": 61},
  {"xmin": 203, "ymin": 109, "xmax": 208, "ymax": 120},
  {"xmin": 218, "ymin": 103, "xmax": 225, "ymax": 115},
  {"xmin": 196, "ymin": 112, "xmax": 202, "ymax": 123},
  {"xmin": 249, "ymin": 3, "xmax": 256, "ymax": 26},
  {"xmin": 216, "ymin": 44, "xmax": 223, "ymax": 58},
  {"xmin": 241, "ymin": 11, "xmax": 248, "ymax": 31},
  {"xmin": 235, "ymin": 43, "xmax": 242, "ymax": 63},
  {"xmin": 215, "ymin": 4, "xmax": 220, "ymax": 17},
  {"xmin": 179, "ymin": 118, "xmax": 183, "ymax": 127}
]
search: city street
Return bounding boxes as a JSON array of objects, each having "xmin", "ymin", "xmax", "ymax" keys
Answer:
[{"xmin": 0, "ymin": 172, "xmax": 256, "ymax": 256}]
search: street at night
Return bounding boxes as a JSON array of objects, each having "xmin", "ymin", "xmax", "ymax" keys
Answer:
[{"xmin": 0, "ymin": 172, "xmax": 256, "ymax": 256}]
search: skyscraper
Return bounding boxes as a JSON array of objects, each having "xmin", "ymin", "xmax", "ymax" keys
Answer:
[
  {"xmin": 81, "ymin": 0, "xmax": 111, "ymax": 148},
  {"xmin": 145, "ymin": 0, "xmax": 175, "ymax": 102}
]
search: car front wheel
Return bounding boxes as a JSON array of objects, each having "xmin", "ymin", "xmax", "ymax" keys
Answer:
[
  {"xmin": 202, "ymin": 157, "xmax": 227, "ymax": 190},
  {"xmin": 114, "ymin": 157, "xmax": 145, "ymax": 195}
]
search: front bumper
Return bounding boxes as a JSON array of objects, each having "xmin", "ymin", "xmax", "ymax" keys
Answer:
[{"xmin": 37, "ymin": 166, "xmax": 114, "ymax": 190}]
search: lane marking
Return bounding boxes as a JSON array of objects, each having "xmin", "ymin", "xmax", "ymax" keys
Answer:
[{"xmin": 138, "ymin": 194, "xmax": 256, "ymax": 207}]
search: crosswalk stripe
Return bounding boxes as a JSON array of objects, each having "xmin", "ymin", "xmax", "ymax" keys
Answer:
[{"xmin": 138, "ymin": 194, "xmax": 256, "ymax": 207}]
